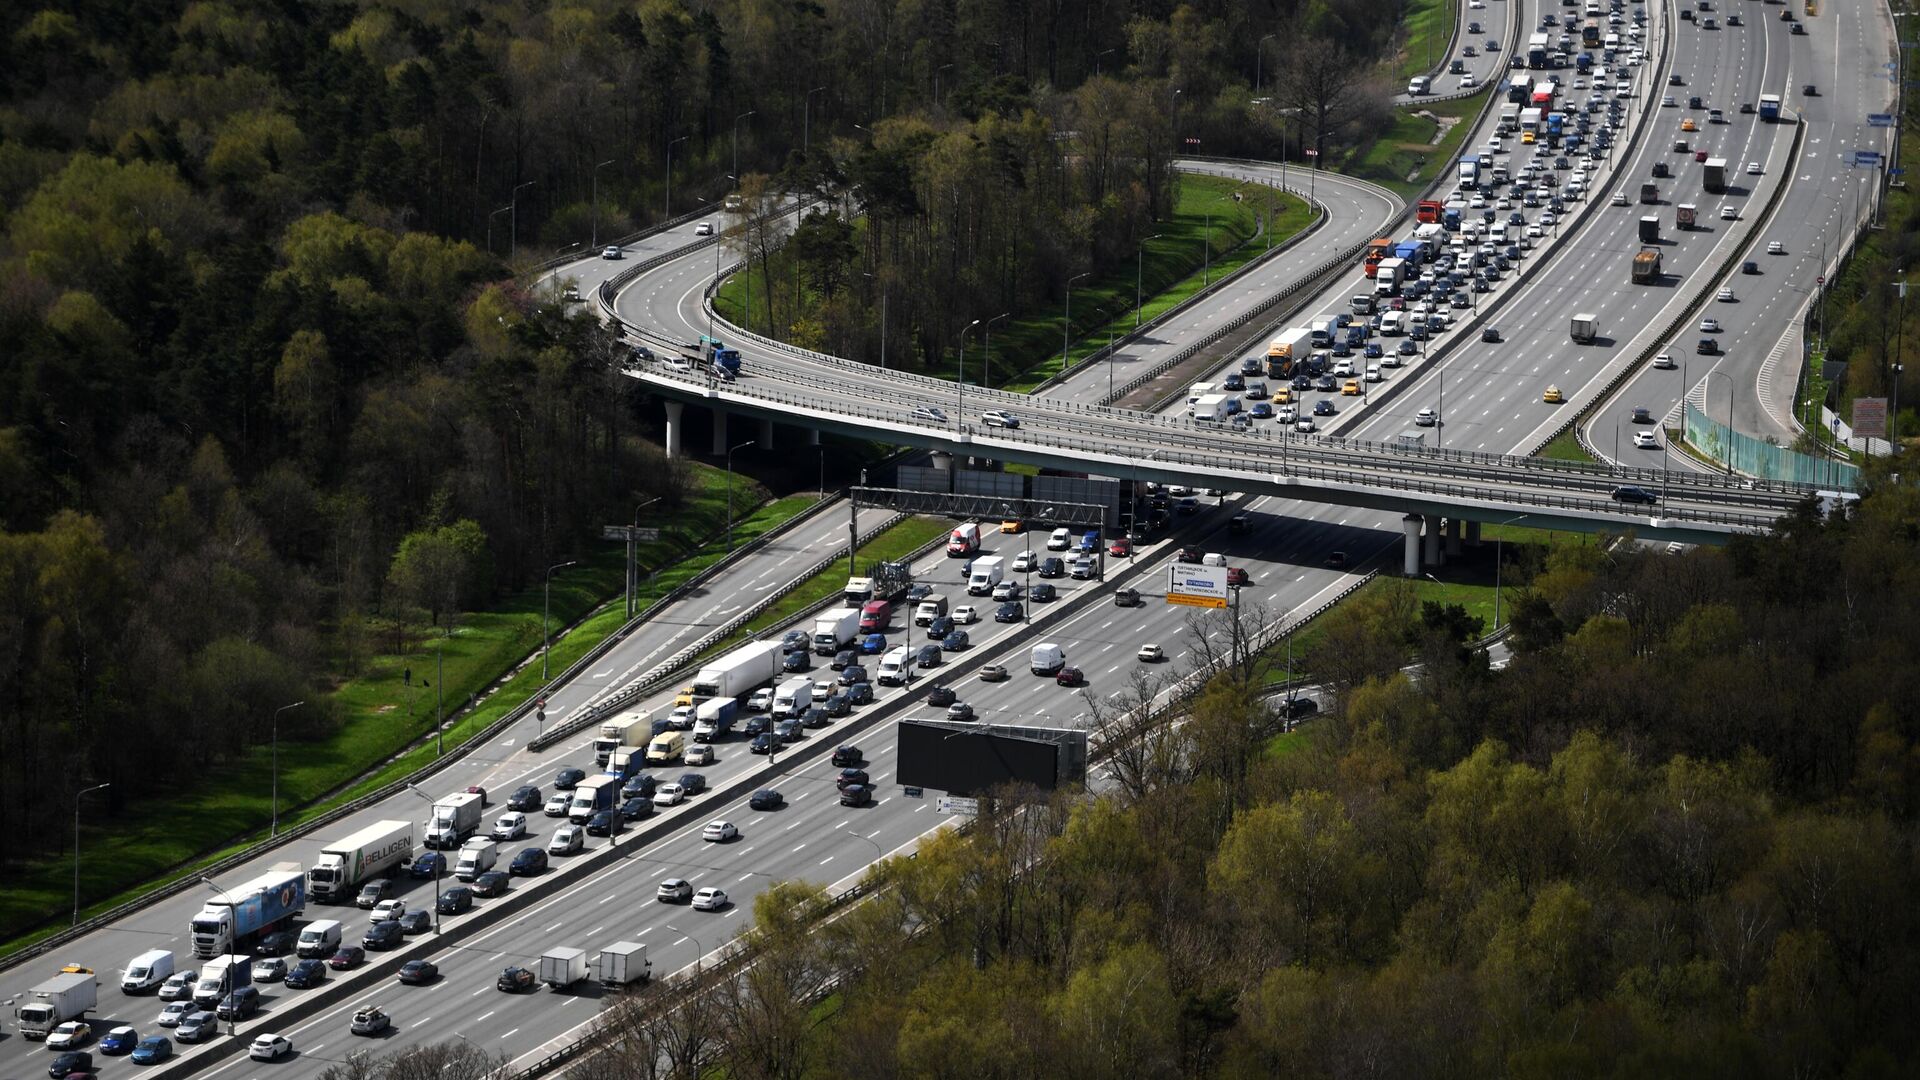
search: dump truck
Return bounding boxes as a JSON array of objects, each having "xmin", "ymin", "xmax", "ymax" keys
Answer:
[
  {"xmin": 812, "ymin": 607, "xmax": 862, "ymax": 655},
  {"xmin": 15, "ymin": 972, "xmax": 97, "ymax": 1039},
  {"xmin": 689, "ymin": 640, "xmax": 783, "ymax": 700},
  {"xmin": 1632, "ymin": 248, "xmax": 1662, "ymax": 284},
  {"xmin": 308, "ymin": 819, "xmax": 414, "ymax": 902},
  {"xmin": 191, "ymin": 863, "xmax": 307, "ymax": 957},
  {"xmin": 541, "ymin": 947, "xmax": 591, "ymax": 989},
  {"xmin": 425, "ymin": 791, "xmax": 485, "ymax": 849},
  {"xmin": 598, "ymin": 941, "xmax": 652, "ymax": 987},
  {"xmin": 1676, "ymin": 203, "xmax": 1697, "ymax": 230},
  {"xmin": 1638, "ymin": 216, "xmax": 1660, "ymax": 243},
  {"xmin": 1362, "ymin": 237, "xmax": 1393, "ymax": 276},
  {"xmin": 1265, "ymin": 328, "xmax": 1312, "ymax": 378},
  {"xmin": 1703, "ymin": 157, "xmax": 1727, "ymax": 193},
  {"xmin": 1571, "ymin": 313, "xmax": 1598, "ymax": 344},
  {"xmin": 593, "ymin": 711, "xmax": 653, "ymax": 766},
  {"xmin": 1416, "ymin": 199, "xmax": 1444, "ymax": 224}
]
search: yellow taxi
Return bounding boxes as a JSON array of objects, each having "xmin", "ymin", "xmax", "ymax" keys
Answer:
[
  {"xmin": 1000, "ymin": 519, "xmax": 1024, "ymax": 534},
  {"xmin": 1543, "ymin": 385, "xmax": 1565, "ymax": 404},
  {"xmin": 1522, "ymin": 130, "xmax": 1537, "ymax": 144},
  {"xmin": 1342, "ymin": 379, "xmax": 1362, "ymax": 395},
  {"xmin": 1274, "ymin": 387, "xmax": 1293, "ymax": 405},
  {"xmin": 1680, "ymin": 118, "xmax": 1698, "ymax": 132}
]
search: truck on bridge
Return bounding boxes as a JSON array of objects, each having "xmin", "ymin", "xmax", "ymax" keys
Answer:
[
  {"xmin": 1632, "ymin": 249, "xmax": 1663, "ymax": 284},
  {"xmin": 308, "ymin": 819, "xmax": 413, "ymax": 902},
  {"xmin": 686, "ymin": 335, "xmax": 742, "ymax": 380}
]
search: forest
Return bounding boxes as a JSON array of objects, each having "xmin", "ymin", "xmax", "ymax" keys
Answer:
[
  {"xmin": 320, "ymin": 487, "xmax": 1920, "ymax": 1080},
  {"xmin": 0, "ymin": 0, "xmax": 1407, "ymax": 869}
]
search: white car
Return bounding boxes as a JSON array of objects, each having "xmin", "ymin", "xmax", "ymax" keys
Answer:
[
  {"xmin": 1699, "ymin": 317, "xmax": 1721, "ymax": 332},
  {"xmin": 910, "ymin": 404, "xmax": 948, "ymax": 423},
  {"xmin": 543, "ymin": 793, "xmax": 570, "ymax": 817},
  {"xmin": 493, "ymin": 812, "xmax": 527, "ymax": 840},
  {"xmin": 1137, "ymin": 644, "xmax": 1166, "ymax": 662},
  {"xmin": 980, "ymin": 409, "xmax": 1020, "ymax": 428},
  {"xmin": 1333, "ymin": 359, "xmax": 1356, "ymax": 377},
  {"xmin": 1767, "ymin": 241, "xmax": 1786, "ymax": 255},
  {"xmin": 748, "ymin": 687, "xmax": 774, "ymax": 711},
  {"xmin": 653, "ymin": 783, "xmax": 686, "ymax": 807},
  {"xmin": 250, "ymin": 1034, "xmax": 294, "ymax": 1061},
  {"xmin": 548, "ymin": 824, "xmax": 585, "ymax": 854},
  {"xmin": 372, "ymin": 898, "xmax": 407, "ymax": 921},
  {"xmin": 1526, "ymin": 223, "xmax": 1545, "ymax": 238},
  {"xmin": 951, "ymin": 605, "xmax": 979, "ymax": 624},
  {"xmin": 684, "ymin": 744, "xmax": 715, "ymax": 766},
  {"xmin": 1415, "ymin": 407, "xmax": 1439, "ymax": 427},
  {"xmin": 1717, "ymin": 286, "xmax": 1736, "ymax": 302},
  {"xmin": 992, "ymin": 580, "xmax": 1022, "ymax": 602},
  {"xmin": 1719, "ymin": 205, "xmax": 1738, "ymax": 220},
  {"xmin": 1276, "ymin": 405, "xmax": 1298, "ymax": 423},
  {"xmin": 1459, "ymin": 75, "xmax": 1478, "ymax": 90},
  {"xmin": 47, "ymin": 1021, "xmax": 92, "ymax": 1049},
  {"xmin": 1634, "ymin": 431, "xmax": 1659, "ymax": 449},
  {"xmin": 694, "ymin": 221, "xmax": 713, "ymax": 236},
  {"xmin": 1539, "ymin": 211, "xmax": 1558, "ymax": 226},
  {"xmin": 1746, "ymin": 161, "xmax": 1762, "ymax": 175},
  {"xmin": 691, "ymin": 887, "xmax": 729, "ymax": 911},
  {"xmin": 701, "ymin": 820, "xmax": 739, "ymax": 842},
  {"xmin": 1611, "ymin": 190, "xmax": 1630, "ymax": 206},
  {"xmin": 1652, "ymin": 352, "xmax": 1677, "ymax": 369},
  {"xmin": 1011, "ymin": 550, "xmax": 1036, "ymax": 572},
  {"xmin": 601, "ymin": 245, "xmax": 622, "ymax": 260},
  {"xmin": 156, "ymin": 1001, "xmax": 193, "ymax": 1027},
  {"xmin": 158, "ymin": 971, "xmax": 198, "ymax": 1001},
  {"xmin": 1367, "ymin": 364, "xmax": 1383, "ymax": 382},
  {"xmin": 1294, "ymin": 418, "xmax": 1315, "ymax": 433}
]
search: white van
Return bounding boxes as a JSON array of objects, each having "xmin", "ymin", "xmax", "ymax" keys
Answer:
[
  {"xmin": 945, "ymin": 522, "xmax": 981, "ymax": 556},
  {"xmin": 122, "ymin": 949, "xmax": 175, "ymax": 993},
  {"xmin": 772, "ymin": 676, "xmax": 812, "ymax": 719},
  {"xmin": 914, "ymin": 596, "xmax": 948, "ymax": 625},
  {"xmin": 297, "ymin": 920, "xmax": 343, "ymax": 959},
  {"xmin": 1408, "ymin": 76, "xmax": 1431, "ymax": 96},
  {"xmin": 1202, "ymin": 552, "xmax": 1227, "ymax": 567},
  {"xmin": 1046, "ymin": 527, "xmax": 1072, "ymax": 550},
  {"xmin": 1490, "ymin": 224, "xmax": 1509, "ymax": 243},
  {"xmin": 1379, "ymin": 311, "xmax": 1404, "ymax": 336},
  {"xmin": 646, "ymin": 729, "xmax": 686, "ymax": 764},
  {"xmin": 1030, "ymin": 643, "xmax": 1065, "ymax": 676},
  {"xmin": 877, "ymin": 646, "xmax": 913, "ymax": 686}
]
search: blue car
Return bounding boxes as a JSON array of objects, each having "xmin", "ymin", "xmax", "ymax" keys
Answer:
[
  {"xmin": 285, "ymin": 958, "xmax": 327, "ymax": 989},
  {"xmin": 410, "ymin": 851, "xmax": 445, "ymax": 879},
  {"xmin": 132, "ymin": 1036, "xmax": 172, "ymax": 1064},
  {"xmin": 1250, "ymin": 402, "xmax": 1274, "ymax": 419},
  {"xmin": 102, "ymin": 1026, "xmax": 139, "ymax": 1054},
  {"xmin": 860, "ymin": 633, "xmax": 886, "ymax": 654},
  {"xmin": 1363, "ymin": 342, "xmax": 1384, "ymax": 359}
]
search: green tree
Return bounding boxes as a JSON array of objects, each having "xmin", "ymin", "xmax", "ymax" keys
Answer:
[{"xmin": 385, "ymin": 519, "xmax": 491, "ymax": 632}]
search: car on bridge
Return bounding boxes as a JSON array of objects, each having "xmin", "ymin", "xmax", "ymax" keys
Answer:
[
  {"xmin": 981, "ymin": 410, "xmax": 1020, "ymax": 428},
  {"xmin": 1612, "ymin": 485, "xmax": 1660, "ymax": 504}
]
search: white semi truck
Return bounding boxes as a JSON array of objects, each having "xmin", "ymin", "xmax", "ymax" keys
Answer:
[
  {"xmin": 308, "ymin": 819, "xmax": 414, "ymax": 902},
  {"xmin": 689, "ymin": 640, "xmax": 784, "ymax": 699}
]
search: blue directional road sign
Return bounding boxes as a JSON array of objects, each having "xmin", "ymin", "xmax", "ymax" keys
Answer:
[
  {"xmin": 1855, "ymin": 150, "xmax": 1886, "ymax": 167},
  {"xmin": 1868, "ymin": 113, "xmax": 1896, "ymax": 127}
]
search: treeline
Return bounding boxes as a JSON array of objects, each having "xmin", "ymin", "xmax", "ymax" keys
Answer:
[{"xmin": 515, "ymin": 488, "xmax": 1919, "ymax": 1079}]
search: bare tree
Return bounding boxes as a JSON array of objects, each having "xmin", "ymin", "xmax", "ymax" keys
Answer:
[
  {"xmin": 1082, "ymin": 665, "xmax": 1189, "ymax": 801},
  {"xmin": 1275, "ymin": 41, "xmax": 1374, "ymax": 158}
]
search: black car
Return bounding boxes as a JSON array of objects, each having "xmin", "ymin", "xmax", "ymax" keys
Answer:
[
  {"xmin": 845, "ymin": 682, "xmax": 874, "ymax": 705},
  {"xmin": 397, "ymin": 909, "xmax": 432, "ymax": 934},
  {"xmin": 821, "ymin": 693, "xmax": 851, "ymax": 717},
  {"xmin": 1114, "ymin": 588, "xmax": 1142, "ymax": 607},
  {"xmin": 258, "ymin": 930, "xmax": 297, "ymax": 956},
  {"xmin": 1291, "ymin": 374, "xmax": 1312, "ymax": 391},
  {"xmin": 678, "ymin": 772, "xmax": 708, "ymax": 794},
  {"xmin": 586, "ymin": 810, "xmax": 617, "ymax": 836},
  {"xmin": 357, "ymin": 878, "xmax": 395, "ymax": 907},
  {"xmin": 926, "ymin": 615, "xmax": 954, "ymax": 639},
  {"xmin": 840, "ymin": 785, "xmax": 874, "ymax": 807},
  {"xmin": 750, "ymin": 788, "xmax": 786, "ymax": 810},
  {"xmin": 906, "ymin": 582, "xmax": 934, "ymax": 601},
  {"xmin": 832, "ymin": 744, "xmax": 863, "ymax": 767},
  {"xmin": 363, "ymin": 920, "xmax": 404, "ymax": 950},
  {"xmin": 507, "ymin": 785, "xmax": 542, "ymax": 811},
  {"xmin": 510, "ymin": 847, "xmax": 549, "ymax": 875},
  {"xmin": 1481, "ymin": 326, "xmax": 1501, "ymax": 343},
  {"xmin": 217, "ymin": 986, "xmax": 262, "ymax": 1022},
  {"xmin": 1314, "ymin": 375, "xmax": 1338, "ymax": 392},
  {"xmin": 1039, "ymin": 557, "xmax": 1065, "ymax": 578},
  {"xmin": 915, "ymin": 644, "xmax": 942, "ymax": 668},
  {"xmin": 743, "ymin": 715, "xmax": 771, "ymax": 737},
  {"xmin": 801, "ymin": 705, "xmax": 831, "ymax": 728},
  {"xmin": 780, "ymin": 629, "xmax": 810, "ymax": 653},
  {"xmin": 1313, "ymin": 399, "xmax": 1336, "ymax": 417},
  {"xmin": 1696, "ymin": 337, "xmax": 1720, "ymax": 355},
  {"xmin": 831, "ymin": 648, "xmax": 857, "ymax": 669},
  {"xmin": 498, "ymin": 966, "xmax": 537, "ymax": 992},
  {"xmin": 398, "ymin": 959, "xmax": 439, "ymax": 985},
  {"xmin": 410, "ymin": 851, "xmax": 446, "ymax": 879},
  {"xmin": 285, "ymin": 958, "xmax": 328, "ymax": 988},
  {"xmin": 995, "ymin": 601, "xmax": 1023, "ymax": 623},
  {"xmin": 1631, "ymin": 406, "xmax": 1653, "ymax": 424},
  {"xmin": 51, "ymin": 1052, "xmax": 92, "ymax": 1078},
  {"xmin": 782, "ymin": 650, "xmax": 811, "ymax": 672},
  {"xmin": 840, "ymin": 664, "xmax": 868, "ymax": 685},
  {"xmin": 472, "ymin": 871, "xmax": 511, "ymax": 898},
  {"xmin": 751, "ymin": 732, "xmax": 784, "ymax": 754},
  {"xmin": 1280, "ymin": 695, "xmax": 1321, "ymax": 722},
  {"xmin": 621, "ymin": 773, "xmax": 656, "ymax": 800},
  {"xmin": 554, "ymin": 767, "xmax": 587, "ymax": 790},
  {"xmin": 775, "ymin": 718, "xmax": 804, "ymax": 741},
  {"xmin": 620, "ymin": 796, "xmax": 653, "ymax": 821},
  {"xmin": 927, "ymin": 685, "xmax": 957, "ymax": 707},
  {"xmin": 942, "ymin": 629, "xmax": 970, "ymax": 650},
  {"xmin": 1612, "ymin": 485, "xmax": 1660, "ymax": 505}
]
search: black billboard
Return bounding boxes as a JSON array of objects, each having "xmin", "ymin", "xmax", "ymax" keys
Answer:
[{"xmin": 896, "ymin": 719, "xmax": 1065, "ymax": 796}]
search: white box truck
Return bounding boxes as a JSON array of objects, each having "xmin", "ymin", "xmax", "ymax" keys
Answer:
[
  {"xmin": 540, "ymin": 946, "xmax": 590, "ymax": 988},
  {"xmin": 192, "ymin": 954, "xmax": 240, "ymax": 1008},
  {"xmin": 1571, "ymin": 313, "xmax": 1598, "ymax": 343},
  {"xmin": 967, "ymin": 556, "xmax": 1005, "ymax": 596},
  {"xmin": 1192, "ymin": 394, "xmax": 1231, "ymax": 423},
  {"xmin": 592, "ymin": 711, "xmax": 653, "ymax": 766},
  {"xmin": 598, "ymin": 941, "xmax": 652, "ymax": 987},
  {"xmin": 308, "ymin": 819, "xmax": 414, "ymax": 902},
  {"xmin": 15, "ymin": 972, "xmax": 97, "ymax": 1038},
  {"xmin": 812, "ymin": 607, "xmax": 862, "ymax": 654},
  {"xmin": 425, "ymin": 791, "xmax": 485, "ymax": 849},
  {"xmin": 772, "ymin": 676, "xmax": 813, "ymax": 719},
  {"xmin": 689, "ymin": 640, "xmax": 784, "ymax": 699},
  {"xmin": 122, "ymin": 949, "xmax": 175, "ymax": 994},
  {"xmin": 454, "ymin": 837, "xmax": 498, "ymax": 881}
]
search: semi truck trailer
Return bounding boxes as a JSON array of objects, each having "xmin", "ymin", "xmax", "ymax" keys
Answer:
[
  {"xmin": 689, "ymin": 640, "xmax": 784, "ymax": 699},
  {"xmin": 190, "ymin": 862, "xmax": 306, "ymax": 957},
  {"xmin": 308, "ymin": 819, "xmax": 414, "ymax": 902}
]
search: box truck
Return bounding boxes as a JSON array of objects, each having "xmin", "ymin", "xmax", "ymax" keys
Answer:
[
  {"xmin": 190, "ymin": 863, "xmax": 306, "ymax": 957},
  {"xmin": 1266, "ymin": 328, "xmax": 1312, "ymax": 377},
  {"xmin": 15, "ymin": 972, "xmax": 97, "ymax": 1038},
  {"xmin": 966, "ymin": 556, "xmax": 1005, "ymax": 596},
  {"xmin": 425, "ymin": 791, "xmax": 485, "ymax": 849},
  {"xmin": 599, "ymin": 941, "xmax": 652, "ymax": 987},
  {"xmin": 1676, "ymin": 203, "xmax": 1697, "ymax": 230},
  {"xmin": 593, "ymin": 711, "xmax": 654, "ymax": 766},
  {"xmin": 1571, "ymin": 314, "xmax": 1598, "ymax": 343},
  {"xmin": 1703, "ymin": 157, "xmax": 1727, "ymax": 193},
  {"xmin": 540, "ymin": 947, "xmax": 590, "ymax": 989},
  {"xmin": 1192, "ymin": 394, "xmax": 1232, "ymax": 423},
  {"xmin": 192, "ymin": 955, "xmax": 246, "ymax": 1008},
  {"xmin": 1638, "ymin": 216, "xmax": 1660, "ymax": 243},
  {"xmin": 772, "ymin": 676, "xmax": 813, "ymax": 719},
  {"xmin": 688, "ymin": 640, "xmax": 784, "ymax": 700},
  {"xmin": 308, "ymin": 820, "xmax": 414, "ymax": 902},
  {"xmin": 568, "ymin": 775, "xmax": 619, "ymax": 822},
  {"xmin": 691, "ymin": 697, "xmax": 738, "ymax": 742},
  {"xmin": 122, "ymin": 949, "xmax": 175, "ymax": 994},
  {"xmin": 607, "ymin": 744, "xmax": 646, "ymax": 780},
  {"xmin": 812, "ymin": 607, "xmax": 862, "ymax": 654},
  {"xmin": 454, "ymin": 838, "xmax": 498, "ymax": 881}
]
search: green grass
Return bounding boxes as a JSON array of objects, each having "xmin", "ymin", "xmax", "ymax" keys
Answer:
[
  {"xmin": 1346, "ymin": 88, "xmax": 1492, "ymax": 200},
  {"xmin": 1538, "ymin": 428, "xmax": 1598, "ymax": 462},
  {"xmin": 1266, "ymin": 728, "xmax": 1313, "ymax": 758},
  {"xmin": 0, "ymin": 470, "xmax": 824, "ymax": 956},
  {"xmin": 1395, "ymin": 0, "xmax": 1464, "ymax": 81}
]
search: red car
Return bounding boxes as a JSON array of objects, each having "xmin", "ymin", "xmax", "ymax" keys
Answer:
[
  {"xmin": 1226, "ymin": 567, "xmax": 1249, "ymax": 586},
  {"xmin": 1108, "ymin": 538, "xmax": 1132, "ymax": 557},
  {"xmin": 327, "ymin": 946, "xmax": 365, "ymax": 970},
  {"xmin": 466, "ymin": 785, "xmax": 488, "ymax": 806},
  {"xmin": 1055, "ymin": 667, "xmax": 1085, "ymax": 687}
]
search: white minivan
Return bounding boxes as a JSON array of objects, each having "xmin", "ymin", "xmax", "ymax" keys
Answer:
[
  {"xmin": 1408, "ymin": 76, "xmax": 1431, "ymax": 96},
  {"xmin": 1046, "ymin": 527, "xmax": 1072, "ymax": 550},
  {"xmin": 876, "ymin": 646, "xmax": 913, "ymax": 686},
  {"xmin": 1030, "ymin": 642, "xmax": 1065, "ymax": 676},
  {"xmin": 122, "ymin": 949, "xmax": 176, "ymax": 994}
]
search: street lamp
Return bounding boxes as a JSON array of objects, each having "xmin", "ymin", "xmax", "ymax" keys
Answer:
[
  {"xmin": 665, "ymin": 135, "xmax": 689, "ymax": 219},
  {"xmin": 805, "ymin": 86, "xmax": 828, "ymax": 156},
  {"xmin": 199, "ymin": 878, "xmax": 240, "ymax": 1035},
  {"xmin": 1096, "ymin": 48, "xmax": 1117, "ymax": 76},
  {"xmin": 591, "ymin": 159, "xmax": 616, "ymax": 250},
  {"xmin": 1255, "ymin": 34, "xmax": 1276, "ymax": 95},
  {"xmin": 72, "ymin": 782, "xmax": 110, "ymax": 925},
  {"xmin": 543, "ymin": 559, "xmax": 577, "ymax": 680},
  {"xmin": 667, "ymin": 924, "xmax": 705, "ymax": 968},
  {"xmin": 1064, "ymin": 272, "xmax": 1091, "ymax": 369},
  {"xmin": 983, "ymin": 312, "xmax": 1011, "ymax": 386},
  {"xmin": 956, "ymin": 318, "xmax": 983, "ymax": 425},
  {"xmin": 404, "ymin": 783, "xmax": 443, "ymax": 934},
  {"xmin": 1702, "ymin": 368, "xmax": 1735, "ymax": 475},
  {"xmin": 486, "ymin": 204, "xmax": 513, "ymax": 255},
  {"xmin": 1136, "ymin": 234, "xmax": 1163, "ymax": 328},
  {"xmin": 271, "ymin": 701, "xmax": 305, "ymax": 837},
  {"xmin": 510, "ymin": 180, "xmax": 537, "ymax": 260},
  {"xmin": 732, "ymin": 110, "xmax": 756, "ymax": 180},
  {"xmin": 726, "ymin": 439, "xmax": 757, "ymax": 552},
  {"xmin": 863, "ymin": 271, "xmax": 890, "ymax": 369}
]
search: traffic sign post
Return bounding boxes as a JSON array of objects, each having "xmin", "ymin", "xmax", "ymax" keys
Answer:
[
  {"xmin": 938, "ymin": 796, "xmax": 980, "ymax": 816},
  {"xmin": 1167, "ymin": 564, "xmax": 1230, "ymax": 609}
]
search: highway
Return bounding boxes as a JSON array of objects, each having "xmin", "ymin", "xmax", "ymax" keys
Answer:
[{"xmin": 1392, "ymin": 0, "xmax": 1522, "ymax": 105}]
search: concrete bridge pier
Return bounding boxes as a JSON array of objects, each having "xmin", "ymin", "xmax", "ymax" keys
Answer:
[
  {"xmin": 1402, "ymin": 514, "xmax": 1423, "ymax": 576},
  {"xmin": 711, "ymin": 410, "xmax": 729, "ymax": 455},
  {"xmin": 1446, "ymin": 517, "xmax": 1465, "ymax": 558},
  {"xmin": 663, "ymin": 401, "xmax": 685, "ymax": 459},
  {"xmin": 1466, "ymin": 521, "xmax": 1483, "ymax": 547},
  {"xmin": 807, "ymin": 427, "xmax": 821, "ymax": 446},
  {"xmin": 759, "ymin": 416, "xmax": 775, "ymax": 449},
  {"xmin": 1424, "ymin": 514, "xmax": 1444, "ymax": 568}
]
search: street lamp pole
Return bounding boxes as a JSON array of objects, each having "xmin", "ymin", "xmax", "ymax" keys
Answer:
[
  {"xmin": 72, "ymin": 782, "xmax": 110, "ymax": 925},
  {"xmin": 404, "ymin": 784, "xmax": 443, "ymax": 934},
  {"xmin": 1136, "ymin": 234, "xmax": 1162, "ymax": 328},
  {"xmin": 667, "ymin": 924, "xmax": 705, "ymax": 969},
  {"xmin": 271, "ymin": 701, "xmax": 305, "ymax": 836},
  {"xmin": 983, "ymin": 312, "xmax": 1011, "ymax": 387},
  {"xmin": 957, "ymin": 319, "xmax": 983, "ymax": 425},
  {"xmin": 665, "ymin": 135, "xmax": 689, "ymax": 220},
  {"xmin": 732, "ymin": 111, "xmax": 756, "ymax": 180},
  {"xmin": 1256, "ymin": 34, "xmax": 1276, "ymax": 95},
  {"xmin": 487, "ymin": 204, "xmax": 512, "ymax": 255},
  {"xmin": 805, "ymin": 86, "xmax": 828, "ymax": 156},
  {"xmin": 510, "ymin": 180, "xmax": 537, "ymax": 260},
  {"xmin": 726, "ymin": 440, "xmax": 757, "ymax": 552},
  {"xmin": 543, "ymin": 560, "xmax": 577, "ymax": 680},
  {"xmin": 591, "ymin": 159, "xmax": 615, "ymax": 250},
  {"xmin": 1064, "ymin": 271, "xmax": 1091, "ymax": 369}
]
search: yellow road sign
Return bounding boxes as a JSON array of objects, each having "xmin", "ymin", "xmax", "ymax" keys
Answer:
[{"xmin": 1166, "ymin": 592, "xmax": 1227, "ymax": 609}]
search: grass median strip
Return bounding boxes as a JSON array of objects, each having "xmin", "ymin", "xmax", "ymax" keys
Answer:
[{"xmin": 0, "ymin": 467, "xmax": 818, "ymax": 956}]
